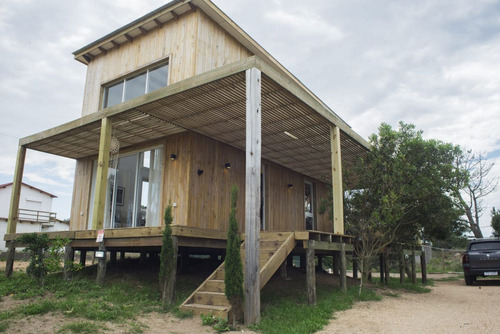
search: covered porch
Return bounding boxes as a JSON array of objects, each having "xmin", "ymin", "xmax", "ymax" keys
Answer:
[{"xmin": 4, "ymin": 55, "xmax": 368, "ymax": 323}]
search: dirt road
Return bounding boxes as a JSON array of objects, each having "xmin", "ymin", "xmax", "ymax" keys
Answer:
[{"xmin": 319, "ymin": 277, "xmax": 500, "ymax": 334}]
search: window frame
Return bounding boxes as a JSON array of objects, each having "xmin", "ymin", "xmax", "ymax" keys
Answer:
[{"xmin": 102, "ymin": 58, "xmax": 170, "ymax": 109}]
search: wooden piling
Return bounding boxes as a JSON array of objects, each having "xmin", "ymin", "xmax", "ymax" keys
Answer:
[
  {"xmin": 306, "ymin": 240, "xmax": 316, "ymax": 305},
  {"xmin": 340, "ymin": 243, "xmax": 347, "ymax": 292}
]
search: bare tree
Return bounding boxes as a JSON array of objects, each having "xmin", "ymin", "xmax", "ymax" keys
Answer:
[{"xmin": 453, "ymin": 150, "xmax": 498, "ymax": 238}]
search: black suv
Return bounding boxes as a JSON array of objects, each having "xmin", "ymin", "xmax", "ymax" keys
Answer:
[{"xmin": 462, "ymin": 238, "xmax": 500, "ymax": 285}]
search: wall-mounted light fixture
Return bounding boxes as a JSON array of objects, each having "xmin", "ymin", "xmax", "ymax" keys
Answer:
[
  {"xmin": 224, "ymin": 162, "xmax": 231, "ymax": 169},
  {"xmin": 198, "ymin": 169, "xmax": 204, "ymax": 176},
  {"xmin": 288, "ymin": 184, "xmax": 294, "ymax": 189},
  {"xmin": 170, "ymin": 154, "xmax": 177, "ymax": 161}
]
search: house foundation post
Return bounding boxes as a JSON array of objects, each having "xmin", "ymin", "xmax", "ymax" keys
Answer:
[
  {"xmin": 244, "ymin": 67, "xmax": 261, "ymax": 326},
  {"xmin": 384, "ymin": 248, "xmax": 391, "ymax": 284},
  {"xmin": 379, "ymin": 253, "xmax": 385, "ymax": 283},
  {"xmin": 63, "ymin": 243, "xmax": 74, "ymax": 280},
  {"xmin": 352, "ymin": 256, "xmax": 358, "ymax": 279},
  {"xmin": 280, "ymin": 260, "xmax": 288, "ymax": 279},
  {"xmin": 96, "ymin": 242, "xmax": 106, "ymax": 286},
  {"xmin": 110, "ymin": 251, "xmax": 117, "ymax": 263},
  {"xmin": 333, "ymin": 252, "xmax": 340, "ymax": 275},
  {"xmin": 420, "ymin": 246, "xmax": 427, "ymax": 284},
  {"xmin": 5, "ymin": 245, "xmax": 16, "ymax": 278},
  {"xmin": 306, "ymin": 240, "xmax": 316, "ymax": 305},
  {"xmin": 399, "ymin": 250, "xmax": 405, "ymax": 284},
  {"xmin": 340, "ymin": 243, "xmax": 347, "ymax": 292},
  {"xmin": 411, "ymin": 247, "xmax": 417, "ymax": 284},
  {"xmin": 5, "ymin": 145, "xmax": 26, "ymax": 277},
  {"xmin": 80, "ymin": 250, "xmax": 87, "ymax": 267}
]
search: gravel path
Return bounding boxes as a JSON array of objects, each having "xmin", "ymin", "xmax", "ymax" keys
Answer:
[{"xmin": 318, "ymin": 277, "xmax": 500, "ymax": 334}]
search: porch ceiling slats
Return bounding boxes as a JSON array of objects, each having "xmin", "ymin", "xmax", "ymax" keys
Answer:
[{"xmin": 23, "ymin": 65, "xmax": 368, "ymax": 184}]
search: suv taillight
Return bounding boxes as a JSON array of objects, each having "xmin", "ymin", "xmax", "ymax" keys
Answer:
[{"xmin": 462, "ymin": 254, "xmax": 469, "ymax": 264}]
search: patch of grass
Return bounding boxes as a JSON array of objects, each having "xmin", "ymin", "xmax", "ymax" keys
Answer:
[
  {"xmin": 0, "ymin": 320, "xmax": 10, "ymax": 333},
  {"xmin": 56, "ymin": 321, "xmax": 102, "ymax": 334},
  {"xmin": 255, "ymin": 283, "xmax": 380, "ymax": 334},
  {"xmin": 19, "ymin": 299, "xmax": 58, "ymax": 315},
  {"xmin": 1, "ymin": 259, "xmax": 207, "ymax": 329},
  {"xmin": 127, "ymin": 322, "xmax": 147, "ymax": 334}
]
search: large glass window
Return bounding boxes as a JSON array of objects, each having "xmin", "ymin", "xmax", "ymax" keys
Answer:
[
  {"xmin": 103, "ymin": 62, "xmax": 169, "ymax": 109},
  {"xmin": 88, "ymin": 147, "xmax": 163, "ymax": 229}
]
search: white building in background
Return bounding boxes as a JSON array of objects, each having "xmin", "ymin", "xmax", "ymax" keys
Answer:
[{"xmin": 0, "ymin": 182, "xmax": 69, "ymax": 251}]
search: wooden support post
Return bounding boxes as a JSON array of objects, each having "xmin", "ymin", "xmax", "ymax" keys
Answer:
[
  {"xmin": 330, "ymin": 125, "xmax": 344, "ymax": 234},
  {"xmin": 110, "ymin": 251, "xmax": 117, "ymax": 263},
  {"xmin": 353, "ymin": 256, "xmax": 358, "ymax": 279},
  {"xmin": 92, "ymin": 118, "xmax": 112, "ymax": 230},
  {"xmin": 420, "ymin": 246, "xmax": 427, "ymax": 285},
  {"xmin": 5, "ymin": 145, "xmax": 26, "ymax": 277},
  {"xmin": 63, "ymin": 243, "xmax": 74, "ymax": 281},
  {"xmin": 306, "ymin": 240, "xmax": 316, "ymax": 305},
  {"xmin": 384, "ymin": 248, "xmax": 390, "ymax": 284},
  {"xmin": 287, "ymin": 255, "xmax": 293, "ymax": 267},
  {"xmin": 96, "ymin": 243, "xmax": 106, "ymax": 286},
  {"xmin": 140, "ymin": 251, "xmax": 147, "ymax": 263},
  {"xmin": 333, "ymin": 252, "xmax": 340, "ymax": 276},
  {"xmin": 80, "ymin": 250, "xmax": 87, "ymax": 267},
  {"xmin": 379, "ymin": 253, "xmax": 385, "ymax": 283},
  {"xmin": 300, "ymin": 254, "xmax": 306, "ymax": 270},
  {"xmin": 120, "ymin": 251, "xmax": 125, "ymax": 260},
  {"xmin": 244, "ymin": 67, "xmax": 261, "ymax": 326},
  {"xmin": 279, "ymin": 260, "xmax": 288, "ymax": 279},
  {"xmin": 340, "ymin": 243, "xmax": 347, "ymax": 292},
  {"xmin": 317, "ymin": 255, "xmax": 323, "ymax": 272},
  {"xmin": 399, "ymin": 250, "xmax": 405, "ymax": 284},
  {"xmin": 5, "ymin": 246, "xmax": 16, "ymax": 278},
  {"xmin": 411, "ymin": 247, "xmax": 417, "ymax": 284}
]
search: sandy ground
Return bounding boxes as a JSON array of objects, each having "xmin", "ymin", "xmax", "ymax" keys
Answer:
[{"xmin": 319, "ymin": 276, "xmax": 500, "ymax": 334}]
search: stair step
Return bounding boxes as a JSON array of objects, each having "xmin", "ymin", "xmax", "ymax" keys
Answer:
[
  {"xmin": 180, "ymin": 303, "xmax": 230, "ymax": 318},
  {"xmin": 193, "ymin": 291, "xmax": 230, "ymax": 307},
  {"xmin": 205, "ymin": 279, "xmax": 225, "ymax": 293},
  {"xmin": 260, "ymin": 232, "xmax": 291, "ymax": 241}
]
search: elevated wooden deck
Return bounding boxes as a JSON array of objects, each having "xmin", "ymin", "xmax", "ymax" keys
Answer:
[{"xmin": 4, "ymin": 227, "xmax": 355, "ymax": 252}]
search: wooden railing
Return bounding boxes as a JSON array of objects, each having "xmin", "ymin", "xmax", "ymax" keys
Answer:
[{"xmin": 18, "ymin": 208, "xmax": 57, "ymax": 224}]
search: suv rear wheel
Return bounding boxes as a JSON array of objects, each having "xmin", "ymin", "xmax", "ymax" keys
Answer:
[{"xmin": 464, "ymin": 274, "xmax": 476, "ymax": 286}]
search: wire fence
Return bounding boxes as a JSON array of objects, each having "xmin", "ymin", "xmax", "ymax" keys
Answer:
[{"xmin": 423, "ymin": 246, "xmax": 465, "ymax": 273}]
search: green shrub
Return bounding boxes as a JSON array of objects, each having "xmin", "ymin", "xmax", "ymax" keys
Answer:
[
  {"xmin": 224, "ymin": 185, "xmax": 244, "ymax": 324},
  {"xmin": 159, "ymin": 204, "xmax": 176, "ymax": 309}
]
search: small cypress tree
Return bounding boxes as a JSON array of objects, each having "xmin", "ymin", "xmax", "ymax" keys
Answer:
[
  {"xmin": 225, "ymin": 185, "xmax": 244, "ymax": 324},
  {"xmin": 159, "ymin": 204, "xmax": 176, "ymax": 309}
]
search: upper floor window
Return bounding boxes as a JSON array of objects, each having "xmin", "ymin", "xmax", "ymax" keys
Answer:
[{"xmin": 103, "ymin": 62, "xmax": 169, "ymax": 109}]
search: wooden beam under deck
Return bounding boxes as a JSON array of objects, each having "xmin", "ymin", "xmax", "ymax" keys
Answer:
[{"xmin": 4, "ymin": 226, "xmax": 228, "ymax": 249}]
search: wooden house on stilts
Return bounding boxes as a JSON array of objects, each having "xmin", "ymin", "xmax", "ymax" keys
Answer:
[{"xmin": 4, "ymin": 0, "xmax": 369, "ymax": 324}]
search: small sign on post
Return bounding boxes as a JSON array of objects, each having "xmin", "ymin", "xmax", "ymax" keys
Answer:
[{"xmin": 96, "ymin": 229, "xmax": 104, "ymax": 243}]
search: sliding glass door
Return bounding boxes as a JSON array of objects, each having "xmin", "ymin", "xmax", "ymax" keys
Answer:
[{"xmin": 88, "ymin": 147, "xmax": 163, "ymax": 229}]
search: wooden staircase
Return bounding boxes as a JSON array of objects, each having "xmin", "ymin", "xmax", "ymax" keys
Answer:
[{"xmin": 179, "ymin": 232, "xmax": 295, "ymax": 318}]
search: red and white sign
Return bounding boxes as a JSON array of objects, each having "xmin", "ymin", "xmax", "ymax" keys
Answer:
[{"xmin": 96, "ymin": 229, "xmax": 105, "ymax": 242}]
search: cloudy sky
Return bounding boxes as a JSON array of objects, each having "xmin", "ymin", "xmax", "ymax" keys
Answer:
[{"xmin": 1, "ymin": 0, "xmax": 499, "ymax": 235}]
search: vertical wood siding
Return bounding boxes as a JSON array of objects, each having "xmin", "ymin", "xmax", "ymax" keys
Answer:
[{"xmin": 81, "ymin": 10, "xmax": 251, "ymax": 117}]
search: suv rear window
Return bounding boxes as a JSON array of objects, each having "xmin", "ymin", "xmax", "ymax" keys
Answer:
[{"xmin": 470, "ymin": 242, "xmax": 500, "ymax": 251}]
